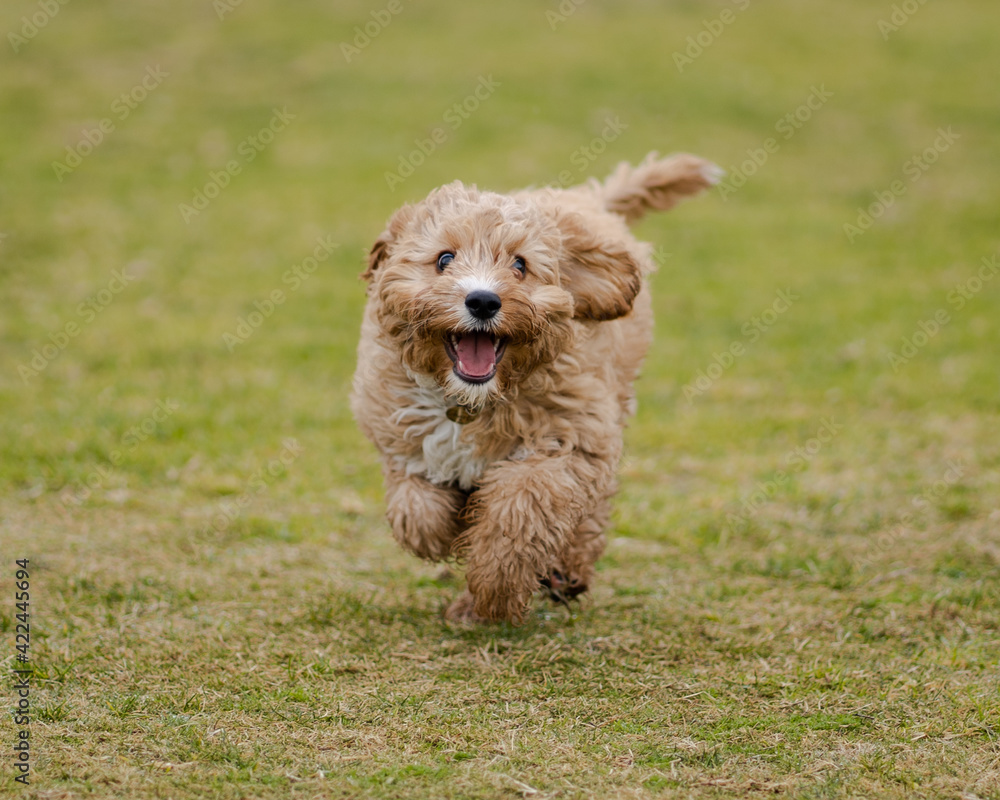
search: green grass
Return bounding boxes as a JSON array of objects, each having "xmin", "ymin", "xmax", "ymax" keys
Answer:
[{"xmin": 1, "ymin": 0, "xmax": 999, "ymax": 797}]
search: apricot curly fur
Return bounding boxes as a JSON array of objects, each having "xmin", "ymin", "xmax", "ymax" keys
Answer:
[{"xmin": 351, "ymin": 152, "xmax": 718, "ymax": 623}]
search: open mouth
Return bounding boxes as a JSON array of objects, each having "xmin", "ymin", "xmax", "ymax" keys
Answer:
[{"xmin": 444, "ymin": 331, "xmax": 507, "ymax": 384}]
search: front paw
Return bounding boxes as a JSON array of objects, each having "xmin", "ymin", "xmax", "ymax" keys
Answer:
[
  {"xmin": 387, "ymin": 506, "xmax": 452, "ymax": 561},
  {"xmin": 466, "ymin": 572, "xmax": 533, "ymax": 623},
  {"xmin": 385, "ymin": 475, "xmax": 464, "ymax": 561}
]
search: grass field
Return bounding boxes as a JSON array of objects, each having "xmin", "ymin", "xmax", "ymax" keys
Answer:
[{"xmin": 1, "ymin": 0, "xmax": 998, "ymax": 797}]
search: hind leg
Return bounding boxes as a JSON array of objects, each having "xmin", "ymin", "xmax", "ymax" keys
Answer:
[{"xmin": 542, "ymin": 500, "xmax": 610, "ymax": 603}]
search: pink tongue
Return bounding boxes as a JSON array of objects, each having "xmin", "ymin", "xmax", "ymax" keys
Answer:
[{"xmin": 454, "ymin": 333, "xmax": 496, "ymax": 377}]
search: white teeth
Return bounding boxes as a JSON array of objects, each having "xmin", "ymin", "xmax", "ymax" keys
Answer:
[{"xmin": 458, "ymin": 360, "xmax": 466, "ymax": 372}]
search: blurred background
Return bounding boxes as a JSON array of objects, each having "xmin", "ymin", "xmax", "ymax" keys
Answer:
[{"xmin": 2, "ymin": 0, "xmax": 996, "ymax": 521}]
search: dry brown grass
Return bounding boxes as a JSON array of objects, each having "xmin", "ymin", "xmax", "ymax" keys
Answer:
[{"xmin": 2, "ymin": 478, "xmax": 997, "ymax": 798}]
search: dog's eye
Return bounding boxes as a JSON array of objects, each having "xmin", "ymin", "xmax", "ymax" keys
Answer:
[
  {"xmin": 513, "ymin": 256, "xmax": 526, "ymax": 275},
  {"xmin": 436, "ymin": 252, "xmax": 455, "ymax": 272}
]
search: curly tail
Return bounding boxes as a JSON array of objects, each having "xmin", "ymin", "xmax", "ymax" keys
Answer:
[{"xmin": 600, "ymin": 152, "xmax": 723, "ymax": 225}]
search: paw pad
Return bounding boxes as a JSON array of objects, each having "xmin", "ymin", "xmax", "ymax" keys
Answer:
[{"xmin": 540, "ymin": 569, "xmax": 587, "ymax": 603}]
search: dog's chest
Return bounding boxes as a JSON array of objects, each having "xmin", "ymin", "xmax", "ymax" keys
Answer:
[{"xmin": 390, "ymin": 384, "xmax": 491, "ymax": 491}]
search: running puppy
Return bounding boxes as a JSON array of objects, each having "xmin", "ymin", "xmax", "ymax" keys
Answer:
[{"xmin": 352, "ymin": 152, "xmax": 719, "ymax": 622}]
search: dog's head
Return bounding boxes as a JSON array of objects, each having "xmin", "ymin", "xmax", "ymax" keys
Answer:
[{"xmin": 362, "ymin": 182, "xmax": 643, "ymax": 408}]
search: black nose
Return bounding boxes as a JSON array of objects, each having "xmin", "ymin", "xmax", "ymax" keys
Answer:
[{"xmin": 465, "ymin": 290, "xmax": 502, "ymax": 320}]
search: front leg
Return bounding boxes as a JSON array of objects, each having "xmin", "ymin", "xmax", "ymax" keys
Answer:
[
  {"xmin": 459, "ymin": 452, "xmax": 614, "ymax": 622},
  {"xmin": 383, "ymin": 468, "xmax": 467, "ymax": 561}
]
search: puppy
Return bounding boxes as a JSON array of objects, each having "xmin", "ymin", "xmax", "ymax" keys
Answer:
[{"xmin": 352, "ymin": 152, "xmax": 719, "ymax": 623}]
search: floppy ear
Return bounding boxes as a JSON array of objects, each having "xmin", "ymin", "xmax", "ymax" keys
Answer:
[
  {"xmin": 361, "ymin": 205, "xmax": 415, "ymax": 282},
  {"xmin": 362, "ymin": 235, "xmax": 390, "ymax": 282},
  {"xmin": 556, "ymin": 212, "xmax": 642, "ymax": 322}
]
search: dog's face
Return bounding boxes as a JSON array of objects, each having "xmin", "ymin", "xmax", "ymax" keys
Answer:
[{"xmin": 363, "ymin": 182, "xmax": 642, "ymax": 407}]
